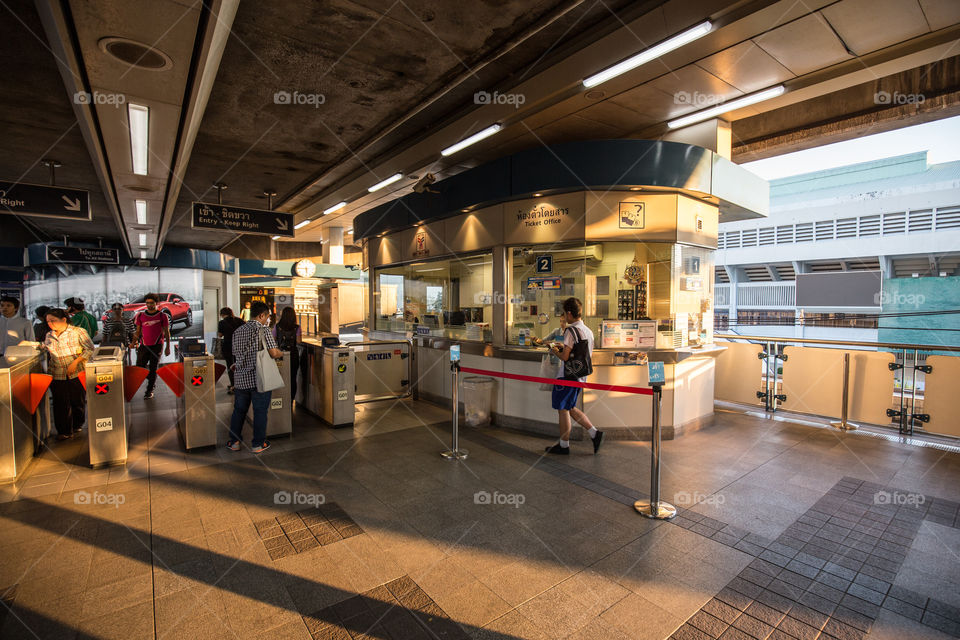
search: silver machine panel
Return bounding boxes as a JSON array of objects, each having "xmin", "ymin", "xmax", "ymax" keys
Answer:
[
  {"xmin": 85, "ymin": 346, "xmax": 128, "ymax": 467},
  {"xmin": 352, "ymin": 341, "xmax": 411, "ymax": 402},
  {"xmin": 300, "ymin": 341, "xmax": 355, "ymax": 428},
  {"xmin": 179, "ymin": 354, "xmax": 217, "ymax": 449},
  {"xmin": 0, "ymin": 351, "xmax": 44, "ymax": 482},
  {"xmin": 247, "ymin": 352, "xmax": 292, "ymax": 436}
]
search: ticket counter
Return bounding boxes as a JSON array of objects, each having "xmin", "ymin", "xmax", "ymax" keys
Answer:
[{"xmin": 355, "ymin": 140, "xmax": 769, "ymax": 439}]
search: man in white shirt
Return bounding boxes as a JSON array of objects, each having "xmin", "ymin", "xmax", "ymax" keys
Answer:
[
  {"xmin": 0, "ymin": 296, "xmax": 33, "ymax": 355},
  {"xmin": 545, "ymin": 297, "xmax": 603, "ymax": 455}
]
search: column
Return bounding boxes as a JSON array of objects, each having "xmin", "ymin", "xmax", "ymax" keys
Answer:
[{"xmin": 322, "ymin": 227, "xmax": 344, "ymax": 265}]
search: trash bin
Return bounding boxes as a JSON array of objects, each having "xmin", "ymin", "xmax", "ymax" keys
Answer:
[{"xmin": 462, "ymin": 376, "xmax": 494, "ymax": 427}]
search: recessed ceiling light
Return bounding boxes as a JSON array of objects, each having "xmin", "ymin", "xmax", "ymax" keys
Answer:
[
  {"xmin": 347, "ymin": 229, "xmax": 354, "ymax": 234},
  {"xmin": 138, "ymin": 232, "xmax": 147, "ymax": 246},
  {"xmin": 324, "ymin": 201, "xmax": 347, "ymax": 215},
  {"xmin": 583, "ymin": 21, "xmax": 711, "ymax": 88},
  {"xmin": 99, "ymin": 37, "xmax": 172, "ymax": 70},
  {"xmin": 271, "ymin": 235, "xmax": 281, "ymax": 240},
  {"xmin": 139, "ymin": 250, "xmax": 147, "ymax": 259},
  {"xmin": 367, "ymin": 173, "xmax": 402, "ymax": 193},
  {"xmin": 294, "ymin": 220, "xmax": 311, "ymax": 229},
  {"xmin": 441, "ymin": 124, "xmax": 502, "ymax": 157},
  {"xmin": 128, "ymin": 103, "xmax": 149, "ymax": 175},
  {"xmin": 667, "ymin": 85, "xmax": 785, "ymax": 129},
  {"xmin": 135, "ymin": 199, "xmax": 147, "ymax": 224},
  {"xmin": 533, "ymin": 193, "xmax": 542, "ymax": 197},
  {"xmin": 629, "ymin": 187, "xmax": 642, "ymax": 191}
]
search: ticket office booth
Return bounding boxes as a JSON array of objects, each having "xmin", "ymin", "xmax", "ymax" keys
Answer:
[{"xmin": 361, "ymin": 139, "xmax": 770, "ymax": 439}]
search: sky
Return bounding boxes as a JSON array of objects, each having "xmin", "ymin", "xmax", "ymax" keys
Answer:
[{"xmin": 742, "ymin": 115, "xmax": 960, "ymax": 180}]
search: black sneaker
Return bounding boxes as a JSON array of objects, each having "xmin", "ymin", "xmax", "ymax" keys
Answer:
[
  {"xmin": 592, "ymin": 430, "xmax": 604, "ymax": 454},
  {"xmin": 545, "ymin": 443, "xmax": 569, "ymax": 455},
  {"xmin": 144, "ymin": 391, "xmax": 154, "ymax": 399}
]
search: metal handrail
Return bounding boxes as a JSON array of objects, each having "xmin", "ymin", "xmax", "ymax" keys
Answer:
[
  {"xmin": 716, "ymin": 333, "xmax": 960, "ymax": 353},
  {"xmin": 716, "ymin": 333, "xmax": 955, "ymax": 435},
  {"xmin": 345, "ymin": 339, "xmax": 413, "ymax": 401}
]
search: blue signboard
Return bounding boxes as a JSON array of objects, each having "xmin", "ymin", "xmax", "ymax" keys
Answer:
[
  {"xmin": 535, "ymin": 254, "xmax": 552, "ymax": 273},
  {"xmin": 647, "ymin": 361, "xmax": 665, "ymax": 385},
  {"xmin": 450, "ymin": 344, "xmax": 461, "ymax": 362}
]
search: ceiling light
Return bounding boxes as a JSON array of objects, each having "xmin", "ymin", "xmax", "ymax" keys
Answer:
[
  {"xmin": 324, "ymin": 201, "xmax": 347, "ymax": 215},
  {"xmin": 441, "ymin": 124, "xmax": 502, "ymax": 157},
  {"xmin": 415, "ymin": 268, "xmax": 445, "ymax": 273},
  {"xmin": 367, "ymin": 173, "xmax": 402, "ymax": 193},
  {"xmin": 271, "ymin": 235, "xmax": 281, "ymax": 240},
  {"xmin": 139, "ymin": 250, "xmax": 147, "ymax": 259},
  {"xmin": 135, "ymin": 199, "xmax": 147, "ymax": 224},
  {"xmin": 347, "ymin": 229, "xmax": 354, "ymax": 234},
  {"xmin": 629, "ymin": 187, "xmax": 643, "ymax": 191},
  {"xmin": 128, "ymin": 103, "xmax": 149, "ymax": 175},
  {"xmin": 583, "ymin": 21, "xmax": 711, "ymax": 88},
  {"xmin": 294, "ymin": 220, "xmax": 311, "ymax": 229},
  {"xmin": 667, "ymin": 85, "xmax": 785, "ymax": 129},
  {"xmin": 533, "ymin": 193, "xmax": 542, "ymax": 197},
  {"xmin": 138, "ymin": 233, "xmax": 147, "ymax": 246}
]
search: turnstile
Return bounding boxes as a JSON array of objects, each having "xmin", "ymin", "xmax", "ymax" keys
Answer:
[
  {"xmin": 321, "ymin": 347, "xmax": 355, "ymax": 427},
  {"xmin": 179, "ymin": 353, "xmax": 217, "ymax": 449},
  {"xmin": 247, "ymin": 352, "xmax": 292, "ymax": 437},
  {"xmin": 85, "ymin": 346, "xmax": 128, "ymax": 467},
  {"xmin": 0, "ymin": 350, "xmax": 45, "ymax": 482},
  {"xmin": 299, "ymin": 340, "xmax": 355, "ymax": 427}
]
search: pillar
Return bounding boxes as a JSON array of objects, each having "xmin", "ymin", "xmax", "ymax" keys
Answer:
[{"xmin": 322, "ymin": 227, "xmax": 344, "ymax": 265}]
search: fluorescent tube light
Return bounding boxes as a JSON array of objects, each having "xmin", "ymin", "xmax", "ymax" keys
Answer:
[
  {"xmin": 367, "ymin": 173, "xmax": 402, "ymax": 193},
  {"xmin": 346, "ymin": 228, "xmax": 354, "ymax": 234},
  {"xmin": 135, "ymin": 200, "xmax": 147, "ymax": 224},
  {"xmin": 415, "ymin": 268, "xmax": 446, "ymax": 273},
  {"xmin": 128, "ymin": 103, "xmax": 149, "ymax": 175},
  {"xmin": 441, "ymin": 124, "xmax": 502, "ymax": 157},
  {"xmin": 140, "ymin": 250, "xmax": 147, "ymax": 259},
  {"xmin": 294, "ymin": 220, "xmax": 311, "ymax": 229},
  {"xmin": 271, "ymin": 235, "xmax": 281, "ymax": 240},
  {"xmin": 324, "ymin": 201, "xmax": 347, "ymax": 215},
  {"xmin": 667, "ymin": 85, "xmax": 786, "ymax": 129},
  {"xmin": 583, "ymin": 21, "xmax": 711, "ymax": 88},
  {"xmin": 138, "ymin": 233, "xmax": 147, "ymax": 246}
]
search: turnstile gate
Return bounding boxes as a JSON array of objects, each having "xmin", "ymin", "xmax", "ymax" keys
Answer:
[
  {"xmin": 321, "ymin": 347, "xmax": 355, "ymax": 427},
  {"xmin": 85, "ymin": 346, "xmax": 128, "ymax": 467},
  {"xmin": 0, "ymin": 349, "xmax": 48, "ymax": 482},
  {"xmin": 247, "ymin": 352, "xmax": 292, "ymax": 437},
  {"xmin": 179, "ymin": 353, "xmax": 216, "ymax": 449}
]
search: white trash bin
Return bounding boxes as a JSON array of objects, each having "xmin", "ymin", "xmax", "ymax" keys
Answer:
[{"xmin": 462, "ymin": 376, "xmax": 495, "ymax": 427}]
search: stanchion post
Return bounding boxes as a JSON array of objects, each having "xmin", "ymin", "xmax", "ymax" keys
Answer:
[
  {"xmin": 634, "ymin": 375, "xmax": 676, "ymax": 519},
  {"xmin": 441, "ymin": 350, "xmax": 468, "ymax": 460},
  {"xmin": 831, "ymin": 352, "xmax": 858, "ymax": 431}
]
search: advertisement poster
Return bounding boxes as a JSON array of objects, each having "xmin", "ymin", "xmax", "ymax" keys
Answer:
[{"xmin": 24, "ymin": 268, "xmax": 204, "ymax": 339}]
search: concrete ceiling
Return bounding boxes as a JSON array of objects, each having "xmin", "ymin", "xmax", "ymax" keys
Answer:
[{"xmin": 2, "ymin": 0, "xmax": 959, "ymax": 259}]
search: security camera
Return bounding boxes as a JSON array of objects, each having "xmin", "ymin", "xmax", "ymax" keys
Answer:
[{"xmin": 412, "ymin": 173, "xmax": 439, "ymax": 194}]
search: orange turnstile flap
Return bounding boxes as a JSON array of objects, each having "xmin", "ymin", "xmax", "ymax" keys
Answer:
[
  {"xmin": 214, "ymin": 362, "xmax": 226, "ymax": 383},
  {"xmin": 29, "ymin": 374, "xmax": 53, "ymax": 414},
  {"xmin": 77, "ymin": 369, "xmax": 86, "ymax": 391},
  {"xmin": 123, "ymin": 366, "xmax": 150, "ymax": 402},
  {"xmin": 157, "ymin": 363, "xmax": 184, "ymax": 398}
]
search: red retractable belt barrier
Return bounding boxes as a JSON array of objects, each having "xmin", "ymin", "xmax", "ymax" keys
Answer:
[
  {"xmin": 458, "ymin": 367, "xmax": 654, "ymax": 396},
  {"xmin": 156, "ymin": 363, "xmax": 185, "ymax": 398},
  {"xmin": 123, "ymin": 366, "xmax": 150, "ymax": 402}
]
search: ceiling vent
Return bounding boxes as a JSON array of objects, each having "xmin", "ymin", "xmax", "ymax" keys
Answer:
[{"xmin": 98, "ymin": 37, "xmax": 172, "ymax": 71}]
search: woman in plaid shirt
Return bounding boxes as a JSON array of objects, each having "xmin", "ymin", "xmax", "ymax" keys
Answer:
[{"xmin": 43, "ymin": 308, "xmax": 94, "ymax": 440}]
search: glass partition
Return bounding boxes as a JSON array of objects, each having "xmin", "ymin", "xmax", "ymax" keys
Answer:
[
  {"xmin": 374, "ymin": 253, "xmax": 493, "ymax": 341},
  {"xmin": 507, "ymin": 242, "xmax": 714, "ymax": 348}
]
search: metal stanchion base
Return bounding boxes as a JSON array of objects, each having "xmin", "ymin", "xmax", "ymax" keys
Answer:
[
  {"xmin": 634, "ymin": 500, "xmax": 677, "ymax": 520},
  {"xmin": 441, "ymin": 449, "xmax": 469, "ymax": 460},
  {"xmin": 830, "ymin": 420, "xmax": 859, "ymax": 431}
]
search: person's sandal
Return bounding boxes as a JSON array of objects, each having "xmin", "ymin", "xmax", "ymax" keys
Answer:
[{"xmin": 226, "ymin": 440, "xmax": 240, "ymax": 451}]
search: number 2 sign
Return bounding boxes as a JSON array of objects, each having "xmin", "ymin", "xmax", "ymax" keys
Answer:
[{"xmin": 535, "ymin": 255, "xmax": 552, "ymax": 273}]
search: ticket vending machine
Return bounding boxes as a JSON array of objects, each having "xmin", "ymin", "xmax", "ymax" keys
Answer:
[
  {"xmin": 85, "ymin": 346, "xmax": 128, "ymax": 467},
  {"xmin": 179, "ymin": 348, "xmax": 217, "ymax": 450}
]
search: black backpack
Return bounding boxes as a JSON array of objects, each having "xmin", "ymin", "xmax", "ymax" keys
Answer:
[
  {"xmin": 562, "ymin": 326, "xmax": 593, "ymax": 380},
  {"xmin": 276, "ymin": 325, "xmax": 298, "ymax": 351},
  {"xmin": 102, "ymin": 320, "xmax": 127, "ymax": 346}
]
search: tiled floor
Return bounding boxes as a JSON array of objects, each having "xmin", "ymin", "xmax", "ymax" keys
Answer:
[{"xmin": 1, "ymin": 387, "xmax": 959, "ymax": 639}]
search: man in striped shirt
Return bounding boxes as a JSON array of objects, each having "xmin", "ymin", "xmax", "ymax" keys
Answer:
[
  {"xmin": 102, "ymin": 303, "xmax": 136, "ymax": 347},
  {"xmin": 42, "ymin": 308, "xmax": 94, "ymax": 439}
]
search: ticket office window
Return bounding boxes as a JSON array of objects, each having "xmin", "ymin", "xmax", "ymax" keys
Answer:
[
  {"xmin": 374, "ymin": 254, "xmax": 494, "ymax": 341},
  {"xmin": 508, "ymin": 244, "xmax": 587, "ymax": 345}
]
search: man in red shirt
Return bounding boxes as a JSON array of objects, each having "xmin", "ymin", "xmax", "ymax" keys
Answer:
[{"xmin": 134, "ymin": 293, "xmax": 171, "ymax": 399}]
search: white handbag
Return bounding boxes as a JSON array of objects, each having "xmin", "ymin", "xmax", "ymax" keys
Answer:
[{"xmin": 255, "ymin": 328, "xmax": 284, "ymax": 392}]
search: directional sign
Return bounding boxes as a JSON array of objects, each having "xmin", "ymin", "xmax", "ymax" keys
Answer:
[
  {"xmin": 191, "ymin": 202, "xmax": 294, "ymax": 237},
  {"xmin": 0, "ymin": 181, "xmax": 91, "ymax": 221},
  {"xmin": 45, "ymin": 245, "xmax": 119, "ymax": 265}
]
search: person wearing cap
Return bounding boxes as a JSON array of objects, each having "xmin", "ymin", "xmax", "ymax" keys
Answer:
[
  {"xmin": 102, "ymin": 303, "xmax": 136, "ymax": 348},
  {"xmin": 0, "ymin": 296, "xmax": 32, "ymax": 355},
  {"xmin": 64, "ymin": 297, "xmax": 98, "ymax": 340}
]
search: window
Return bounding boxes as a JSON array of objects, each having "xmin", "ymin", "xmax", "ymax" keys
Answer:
[{"xmin": 374, "ymin": 254, "xmax": 493, "ymax": 341}]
